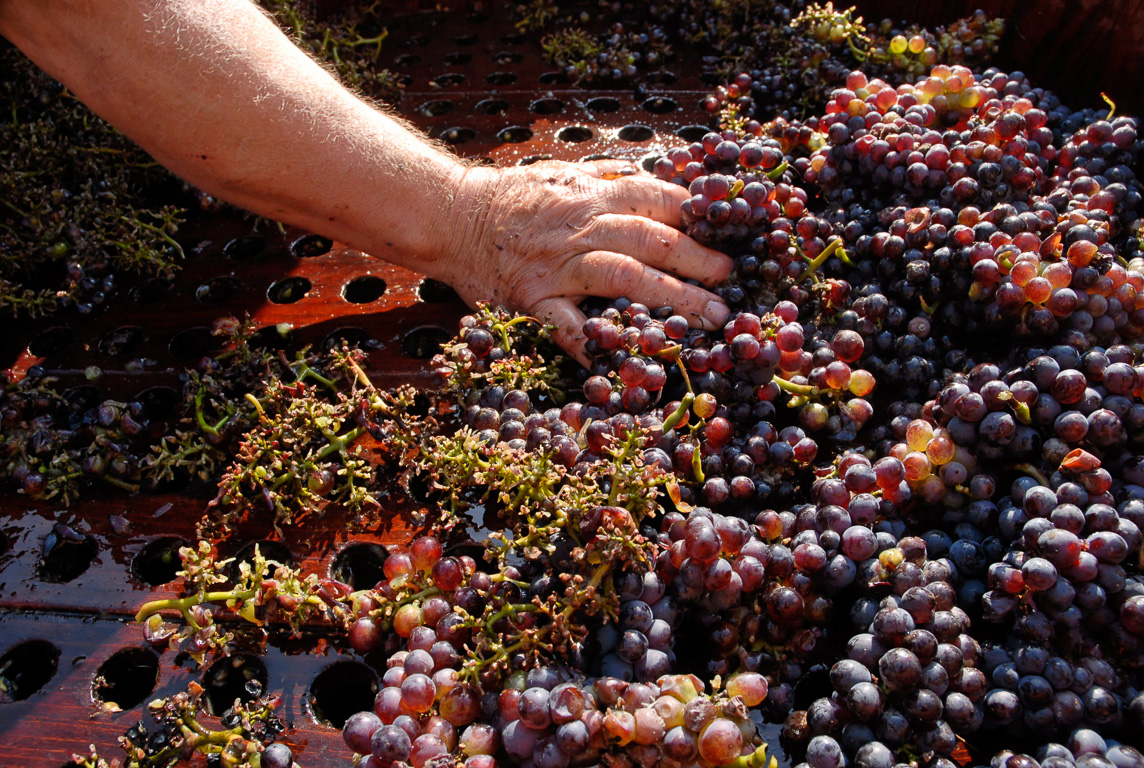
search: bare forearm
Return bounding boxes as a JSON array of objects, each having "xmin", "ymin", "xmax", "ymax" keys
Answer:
[
  {"xmin": 0, "ymin": 0, "xmax": 733, "ymax": 362},
  {"xmin": 0, "ymin": 0, "xmax": 464, "ymax": 269}
]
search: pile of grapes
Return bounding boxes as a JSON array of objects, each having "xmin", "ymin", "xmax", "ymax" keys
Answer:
[
  {"xmin": 26, "ymin": 6, "xmax": 1143, "ymax": 768},
  {"xmin": 314, "ymin": 62, "xmax": 1144, "ymax": 768}
]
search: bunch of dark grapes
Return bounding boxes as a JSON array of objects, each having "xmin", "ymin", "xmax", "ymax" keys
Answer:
[
  {"xmin": 977, "ymin": 732, "xmax": 1144, "ymax": 768},
  {"xmin": 0, "ymin": 370, "xmax": 162, "ymax": 501},
  {"xmin": 345, "ymin": 668, "xmax": 769, "ymax": 768},
  {"xmin": 694, "ymin": 6, "xmax": 1005, "ymax": 121},
  {"xmin": 338, "ymin": 533, "xmax": 774, "ymax": 768},
  {"xmin": 579, "ymin": 299, "xmax": 882, "ymax": 504},
  {"xmin": 928, "ymin": 352, "xmax": 1144, "ymax": 472}
]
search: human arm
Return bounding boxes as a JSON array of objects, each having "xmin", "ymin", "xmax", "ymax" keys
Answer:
[{"xmin": 0, "ymin": 0, "xmax": 733, "ymax": 362}]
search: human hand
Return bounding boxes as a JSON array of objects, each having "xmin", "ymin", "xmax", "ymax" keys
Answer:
[{"xmin": 428, "ymin": 159, "xmax": 734, "ymax": 365}]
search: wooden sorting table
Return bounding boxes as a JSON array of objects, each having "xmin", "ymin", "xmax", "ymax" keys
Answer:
[{"xmin": 0, "ymin": 2, "xmax": 1139, "ymax": 765}]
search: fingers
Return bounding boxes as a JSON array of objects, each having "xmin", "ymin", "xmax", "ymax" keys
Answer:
[
  {"xmin": 582, "ymin": 214, "xmax": 734, "ymax": 287},
  {"xmin": 569, "ymin": 251, "xmax": 729, "ymax": 330},
  {"xmin": 601, "ymin": 173, "xmax": 690, "ymax": 227},
  {"xmin": 531, "ymin": 297, "xmax": 591, "ymax": 368}
]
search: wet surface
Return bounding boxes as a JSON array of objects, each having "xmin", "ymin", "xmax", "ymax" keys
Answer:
[{"xmin": 0, "ymin": 2, "xmax": 1007, "ymax": 765}]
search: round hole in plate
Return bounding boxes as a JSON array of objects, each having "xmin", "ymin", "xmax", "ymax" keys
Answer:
[
  {"xmin": 0, "ymin": 640, "xmax": 60, "ymax": 701},
  {"xmin": 223, "ymin": 236, "xmax": 266, "ymax": 260},
  {"xmin": 342, "ymin": 276, "xmax": 387, "ymax": 304},
  {"xmin": 497, "ymin": 126, "xmax": 533, "ymax": 144},
  {"xmin": 642, "ymin": 96, "xmax": 678, "ymax": 114},
  {"xmin": 92, "ymin": 647, "xmax": 159, "ymax": 711},
  {"xmin": 195, "ymin": 276, "xmax": 241, "ymax": 304},
  {"xmin": 134, "ymin": 386, "xmax": 180, "ymax": 420},
  {"xmin": 431, "ymin": 73, "xmax": 465, "ymax": 87},
  {"xmin": 168, "ymin": 326, "xmax": 215, "ymax": 359},
  {"xmin": 518, "ymin": 155, "xmax": 553, "ymax": 166},
  {"xmin": 676, "ymin": 125, "xmax": 711, "ymax": 142},
  {"xmin": 202, "ymin": 654, "xmax": 268, "ymax": 716},
  {"xmin": 495, "ymin": 51, "xmax": 523, "ymax": 65},
  {"xmin": 474, "ymin": 98, "xmax": 509, "ymax": 115},
  {"xmin": 321, "ymin": 327, "xmax": 376, "ymax": 352},
  {"xmin": 556, "ymin": 126, "xmax": 594, "ymax": 143},
  {"xmin": 530, "ymin": 97, "xmax": 564, "ymax": 115},
  {"xmin": 250, "ymin": 324, "xmax": 293, "ymax": 351},
  {"xmin": 453, "ymin": 33, "xmax": 478, "ymax": 45},
  {"xmin": 417, "ymin": 278, "xmax": 459, "ymax": 303},
  {"xmin": 98, "ymin": 325, "xmax": 145, "ymax": 358},
  {"xmin": 291, "ymin": 234, "xmax": 333, "ymax": 258},
  {"xmin": 128, "ymin": 277, "xmax": 171, "ymax": 305},
  {"xmin": 586, "ymin": 97, "xmax": 621, "ymax": 113},
  {"xmin": 439, "ymin": 126, "xmax": 475, "ymax": 145},
  {"xmin": 309, "ymin": 661, "xmax": 378, "ymax": 728},
  {"xmin": 465, "ymin": 9, "xmax": 489, "ymax": 23},
  {"xmin": 404, "ymin": 35, "xmax": 429, "ymax": 47},
  {"xmin": 393, "ymin": 53, "xmax": 420, "ymax": 67},
  {"xmin": 538, "ymin": 71, "xmax": 567, "ymax": 85},
  {"xmin": 267, "ymin": 276, "xmax": 312, "ymax": 304},
  {"xmin": 330, "ymin": 543, "xmax": 388, "ymax": 590},
  {"xmin": 38, "ymin": 527, "xmax": 98, "ymax": 583},
  {"xmin": 618, "ymin": 124, "xmax": 655, "ymax": 142},
  {"xmin": 132, "ymin": 536, "xmax": 190, "ymax": 586},
  {"xmin": 229, "ymin": 540, "xmax": 294, "ymax": 582},
  {"xmin": 487, "ymin": 71, "xmax": 517, "ymax": 86},
  {"xmin": 62, "ymin": 385, "xmax": 103, "ymax": 413},
  {"xmin": 501, "ymin": 31, "xmax": 526, "ymax": 44},
  {"xmin": 647, "ymin": 70, "xmax": 678, "ymax": 86},
  {"xmin": 27, "ymin": 326, "xmax": 73, "ymax": 358},
  {"xmin": 580, "ymin": 153, "xmax": 615, "ymax": 162},
  {"xmin": 417, "ymin": 99, "xmax": 454, "ymax": 118},
  {"xmin": 443, "ymin": 51, "xmax": 471, "ymax": 66},
  {"xmin": 402, "ymin": 326, "xmax": 450, "ymax": 359}
]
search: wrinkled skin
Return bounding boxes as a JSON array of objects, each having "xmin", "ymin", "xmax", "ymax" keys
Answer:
[{"xmin": 435, "ymin": 160, "xmax": 734, "ymax": 364}]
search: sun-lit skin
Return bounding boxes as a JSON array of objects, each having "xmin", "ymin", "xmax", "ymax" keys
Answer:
[{"xmin": 0, "ymin": 0, "xmax": 732, "ymax": 365}]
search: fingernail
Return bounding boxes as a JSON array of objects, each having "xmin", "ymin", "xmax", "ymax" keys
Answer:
[{"xmin": 704, "ymin": 300, "xmax": 730, "ymax": 329}]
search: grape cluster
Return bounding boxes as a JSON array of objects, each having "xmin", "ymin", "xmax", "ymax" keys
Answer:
[
  {"xmin": 372, "ymin": 59, "xmax": 1144, "ymax": 768},
  {"xmin": 981, "ymin": 732, "xmax": 1144, "ymax": 768},
  {"xmin": 540, "ymin": 24, "xmax": 672, "ymax": 85},
  {"xmin": 0, "ymin": 47, "xmax": 186, "ymax": 320},
  {"xmin": 346, "ymin": 669, "xmax": 769, "ymax": 768},
  {"xmin": 0, "ymin": 377, "xmax": 160, "ymax": 501},
  {"xmin": 333, "ymin": 530, "xmax": 774, "ymax": 768},
  {"xmin": 696, "ymin": 6, "xmax": 1005, "ymax": 121}
]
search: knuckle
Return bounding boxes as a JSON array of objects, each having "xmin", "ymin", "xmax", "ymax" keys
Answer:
[
  {"xmin": 641, "ymin": 222, "xmax": 678, "ymax": 255},
  {"xmin": 603, "ymin": 256, "xmax": 645, "ymax": 296}
]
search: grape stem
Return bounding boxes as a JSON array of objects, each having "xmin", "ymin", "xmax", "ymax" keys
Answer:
[
  {"xmin": 496, "ymin": 314, "xmax": 541, "ymax": 351},
  {"xmin": 800, "ymin": 237, "xmax": 849, "ymax": 282},
  {"xmin": 765, "ymin": 160, "xmax": 789, "ymax": 181},
  {"xmin": 661, "ymin": 345, "xmax": 696, "ymax": 434},
  {"xmin": 102, "ymin": 474, "xmax": 141, "ymax": 493},
  {"xmin": 772, "ymin": 376, "xmax": 818, "ymax": 398},
  {"xmin": 1008, "ymin": 462, "xmax": 1051, "ymax": 487},
  {"xmin": 662, "ymin": 393, "xmax": 694, "ymax": 433},
  {"xmin": 1102, "ymin": 92, "xmax": 1116, "ymax": 120},
  {"xmin": 721, "ymin": 743, "xmax": 778, "ymax": 768},
  {"xmin": 997, "ymin": 390, "xmax": 1031, "ymax": 424}
]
